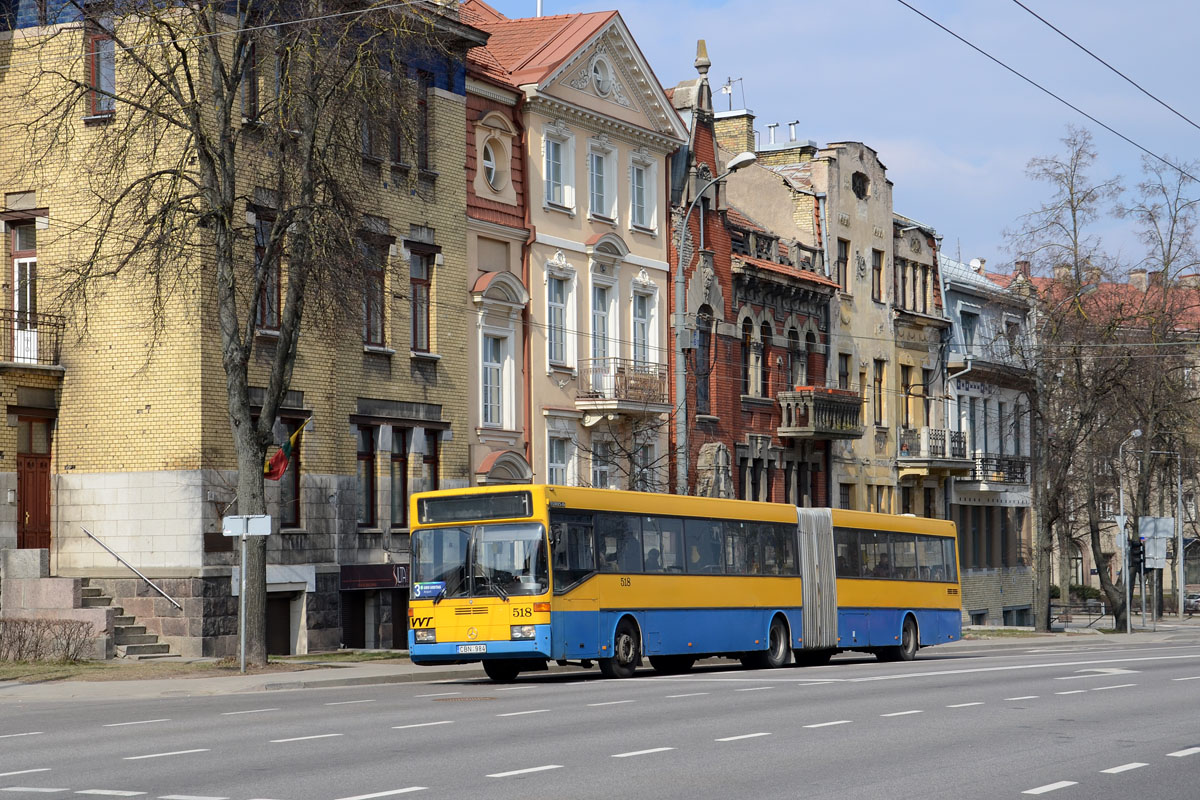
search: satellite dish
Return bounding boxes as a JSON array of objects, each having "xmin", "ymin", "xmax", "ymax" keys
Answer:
[{"xmin": 969, "ymin": 258, "xmax": 983, "ymax": 272}]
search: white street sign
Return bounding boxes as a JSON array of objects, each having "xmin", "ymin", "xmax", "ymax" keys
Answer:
[{"xmin": 222, "ymin": 514, "xmax": 272, "ymax": 537}]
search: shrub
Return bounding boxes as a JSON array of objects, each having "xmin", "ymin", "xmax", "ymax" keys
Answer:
[{"xmin": 0, "ymin": 618, "xmax": 94, "ymax": 662}]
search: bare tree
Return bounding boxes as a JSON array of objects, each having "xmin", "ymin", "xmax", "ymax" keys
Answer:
[
  {"xmin": 4, "ymin": 0, "xmax": 483, "ymax": 663},
  {"xmin": 575, "ymin": 412, "xmax": 671, "ymax": 493}
]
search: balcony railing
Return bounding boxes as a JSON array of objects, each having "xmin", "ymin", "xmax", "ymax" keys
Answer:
[
  {"xmin": 577, "ymin": 357, "xmax": 669, "ymax": 411},
  {"xmin": 971, "ymin": 454, "xmax": 1030, "ymax": 484},
  {"xmin": 0, "ymin": 310, "xmax": 64, "ymax": 367},
  {"xmin": 777, "ymin": 386, "xmax": 865, "ymax": 440},
  {"xmin": 898, "ymin": 427, "xmax": 968, "ymax": 460}
]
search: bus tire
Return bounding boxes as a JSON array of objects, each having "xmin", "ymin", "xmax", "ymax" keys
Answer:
[
  {"xmin": 741, "ymin": 615, "xmax": 790, "ymax": 669},
  {"xmin": 649, "ymin": 655, "xmax": 695, "ymax": 675},
  {"xmin": 877, "ymin": 616, "xmax": 919, "ymax": 663},
  {"xmin": 599, "ymin": 618, "xmax": 640, "ymax": 679},
  {"xmin": 482, "ymin": 660, "xmax": 521, "ymax": 682}
]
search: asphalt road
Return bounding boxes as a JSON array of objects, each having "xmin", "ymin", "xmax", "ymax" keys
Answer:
[{"xmin": 3, "ymin": 637, "xmax": 1200, "ymax": 799}]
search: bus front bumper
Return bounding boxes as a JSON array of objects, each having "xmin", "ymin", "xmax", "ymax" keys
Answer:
[{"xmin": 408, "ymin": 625, "xmax": 551, "ymax": 663}]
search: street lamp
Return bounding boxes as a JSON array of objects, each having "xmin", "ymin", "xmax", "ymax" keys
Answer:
[
  {"xmin": 1118, "ymin": 428, "xmax": 1142, "ymax": 633},
  {"xmin": 673, "ymin": 150, "xmax": 756, "ymax": 495}
]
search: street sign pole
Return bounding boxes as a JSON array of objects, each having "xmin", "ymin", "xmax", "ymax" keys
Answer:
[{"xmin": 222, "ymin": 515, "xmax": 272, "ymax": 675}]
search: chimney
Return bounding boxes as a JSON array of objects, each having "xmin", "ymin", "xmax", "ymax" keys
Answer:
[
  {"xmin": 713, "ymin": 109, "xmax": 756, "ymax": 155},
  {"xmin": 788, "ymin": 121, "xmax": 799, "ymax": 141},
  {"xmin": 1053, "ymin": 264, "xmax": 1071, "ymax": 281},
  {"xmin": 1149, "ymin": 269, "xmax": 1165, "ymax": 288},
  {"xmin": 766, "ymin": 123, "xmax": 778, "ymax": 145},
  {"xmin": 1085, "ymin": 266, "xmax": 1101, "ymax": 285},
  {"xmin": 1129, "ymin": 268, "xmax": 1148, "ymax": 292},
  {"xmin": 1180, "ymin": 274, "xmax": 1200, "ymax": 289},
  {"xmin": 1015, "ymin": 260, "xmax": 1031, "ymax": 278}
]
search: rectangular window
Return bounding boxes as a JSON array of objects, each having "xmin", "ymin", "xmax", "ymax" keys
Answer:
[
  {"xmin": 838, "ymin": 353, "xmax": 850, "ymax": 390},
  {"xmin": 591, "ymin": 285, "xmax": 609, "ymax": 361},
  {"xmin": 960, "ymin": 310, "xmax": 979, "ymax": 351},
  {"xmin": 422, "ymin": 430, "xmax": 439, "ymax": 492},
  {"xmin": 836, "ymin": 239, "xmax": 849, "ymax": 290},
  {"xmin": 545, "ymin": 139, "xmax": 564, "ymax": 206},
  {"xmin": 414, "ymin": 70, "xmax": 431, "ymax": 170},
  {"xmin": 410, "ymin": 249, "xmax": 432, "ymax": 352},
  {"xmin": 87, "ymin": 27, "xmax": 115, "ymax": 116},
  {"xmin": 900, "ymin": 365, "xmax": 912, "ymax": 429},
  {"xmin": 589, "ymin": 151, "xmax": 607, "ymax": 219},
  {"xmin": 642, "ymin": 516, "xmax": 684, "ymax": 573},
  {"xmin": 631, "ymin": 164, "xmax": 647, "ymax": 228},
  {"xmin": 548, "ymin": 435, "xmax": 569, "ymax": 485},
  {"xmin": 356, "ymin": 425, "xmax": 377, "ymax": 528},
  {"xmin": 684, "ymin": 518, "xmax": 724, "ymax": 574},
  {"xmin": 871, "ymin": 249, "xmax": 883, "ymax": 301},
  {"xmin": 242, "ymin": 40, "xmax": 259, "ymax": 120},
  {"xmin": 633, "ymin": 441, "xmax": 654, "ymax": 491},
  {"xmin": 361, "ymin": 239, "xmax": 386, "ymax": 346},
  {"xmin": 11, "ymin": 222, "xmax": 37, "ymax": 363},
  {"xmin": 482, "ymin": 335, "xmax": 504, "ymax": 427},
  {"xmin": 391, "ymin": 428, "xmax": 408, "ymax": 529},
  {"xmin": 873, "ymin": 359, "xmax": 885, "ymax": 426},
  {"xmin": 547, "ymin": 277, "xmax": 566, "ymax": 364},
  {"xmin": 840, "ymin": 483, "xmax": 853, "ymax": 510},
  {"xmin": 591, "ymin": 440, "xmax": 611, "ymax": 489},
  {"xmin": 255, "ymin": 217, "xmax": 280, "ymax": 331},
  {"xmin": 632, "ymin": 293, "xmax": 649, "ymax": 366},
  {"xmin": 924, "ymin": 487, "xmax": 937, "ymax": 518},
  {"xmin": 922, "ymin": 367, "xmax": 933, "ymax": 426}
]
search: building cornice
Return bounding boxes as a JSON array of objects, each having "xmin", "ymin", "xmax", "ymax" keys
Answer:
[
  {"xmin": 467, "ymin": 76, "xmax": 520, "ymax": 106},
  {"xmin": 522, "ymin": 93, "xmax": 684, "ymax": 153},
  {"xmin": 468, "ymin": 216, "xmax": 528, "ymax": 241}
]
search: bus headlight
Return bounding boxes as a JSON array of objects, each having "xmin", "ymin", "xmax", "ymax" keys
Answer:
[
  {"xmin": 414, "ymin": 629, "xmax": 436, "ymax": 644},
  {"xmin": 510, "ymin": 625, "xmax": 536, "ymax": 640}
]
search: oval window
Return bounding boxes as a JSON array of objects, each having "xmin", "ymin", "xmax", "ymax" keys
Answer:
[
  {"xmin": 591, "ymin": 58, "xmax": 612, "ymax": 97},
  {"xmin": 482, "ymin": 141, "xmax": 498, "ymax": 189}
]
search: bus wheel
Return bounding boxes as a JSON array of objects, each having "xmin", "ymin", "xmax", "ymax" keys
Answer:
[
  {"xmin": 649, "ymin": 655, "xmax": 695, "ymax": 675},
  {"xmin": 877, "ymin": 617, "xmax": 919, "ymax": 663},
  {"xmin": 600, "ymin": 619, "xmax": 640, "ymax": 679},
  {"xmin": 483, "ymin": 660, "xmax": 521, "ymax": 682},
  {"xmin": 741, "ymin": 616, "xmax": 790, "ymax": 669}
]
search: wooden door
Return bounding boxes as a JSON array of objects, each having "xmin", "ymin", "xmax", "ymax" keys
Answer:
[{"xmin": 17, "ymin": 453, "xmax": 50, "ymax": 549}]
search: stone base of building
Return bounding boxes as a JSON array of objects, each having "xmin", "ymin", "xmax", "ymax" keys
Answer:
[{"xmin": 960, "ymin": 566, "xmax": 1035, "ymax": 626}]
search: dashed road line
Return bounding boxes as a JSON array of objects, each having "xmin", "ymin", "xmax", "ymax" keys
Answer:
[
  {"xmin": 612, "ymin": 747, "xmax": 674, "ymax": 758},
  {"xmin": 75, "ymin": 791, "xmax": 146, "ymax": 797},
  {"xmin": 324, "ymin": 700, "xmax": 375, "ymax": 706},
  {"xmin": 587, "ymin": 700, "xmax": 634, "ymax": 707},
  {"xmin": 716, "ymin": 732, "xmax": 771, "ymax": 741},
  {"xmin": 493, "ymin": 686, "xmax": 533, "ymax": 691},
  {"xmin": 487, "ymin": 765, "xmax": 562, "ymax": 778},
  {"xmin": 0, "ymin": 770, "xmax": 50, "ymax": 778},
  {"xmin": 880, "ymin": 710, "xmax": 923, "ymax": 717},
  {"xmin": 1006, "ymin": 696, "xmax": 1039, "ymax": 700},
  {"xmin": 220, "ymin": 708, "xmax": 278, "ymax": 716},
  {"xmin": 496, "ymin": 709, "xmax": 548, "ymax": 717},
  {"xmin": 124, "ymin": 750, "xmax": 209, "ymax": 761},
  {"xmin": 0, "ymin": 732, "xmax": 42, "ymax": 739},
  {"xmin": 1168, "ymin": 747, "xmax": 1200, "ymax": 757},
  {"xmin": 159, "ymin": 795, "xmax": 231, "ymax": 799},
  {"xmin": 414, "ymin": 692, "xmax": 460, "ymax": 698},
  {"xmin": 804, "ymin": 720, "xmax": 851, "ymax": 728},
  {"xmin": 0, "ymin": 788, "xmax": 67, "ymax": 794},
  {"xmin": 1055, "ymin": 691, "xmax": 1087, "ymax": 695},
  {"xmin": 1092, "ymin": 684, "xmax": 1136, "ymax": 691},
  {"xmin": 1100, "ymin": 763, "xmax": 1147, "ymax": 774},
  {"xmin": 104, "ymin": 719, "xmax": 170, "ymax": 727},
  {"xmin": 665, "ymin": 692, "xmax": 708, "ymax": 698},
  {"xmin": 333, "ymin": 789, "xmax": 427, "ymax": 799},
  {"xmin": 1171, "ymin": 676, "xmax": 1200, "ymax": 681},
  {"xmin": 735, "ymin": 687, "xmax": 773, "ymax": 692},
  {"xmin": 392, "ymin": 721, "xmax": 453, "ymax": 730},
  {"xmin": 1022, "ymin": 781, "xmax": 1078, "ymax": 794},
  {"xmin": 947, "ymin": 702, "xmax": 984, "ymax": 708},
  {"xmin": 270, "ymin": 734, "xmax": 343, "ymax": 743}
]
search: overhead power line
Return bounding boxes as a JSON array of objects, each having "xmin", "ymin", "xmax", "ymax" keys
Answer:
[
  {"xmin": 893, "ymin": 0, "xmax": 1200, "ymax": 184},
  {"xmin": 1010, "ymin": 0, "xmax": 1200, "ymax": 136}
]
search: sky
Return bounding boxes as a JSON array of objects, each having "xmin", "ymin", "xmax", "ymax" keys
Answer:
[{"xmin": 483, "ymin": 0, "xmax": 1200, "ymax": 276}]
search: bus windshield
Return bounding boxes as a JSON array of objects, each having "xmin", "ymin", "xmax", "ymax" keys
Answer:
[{"xmin": 412, "ymin": 523, "xmax": 548, "ymax": 599}]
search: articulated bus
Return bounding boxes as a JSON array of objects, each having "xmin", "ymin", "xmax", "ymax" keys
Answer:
[{"xmin": 408, "ymin": 485, "xmax": 961, "ymax": 681}]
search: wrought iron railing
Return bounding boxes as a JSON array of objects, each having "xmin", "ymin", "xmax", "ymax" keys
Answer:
[
  {"xmin": 578, "ymin": 357, "xmax": 669, "ymax": 405},
  {"xmin": 0, "ymin": 309, "xmax": 64, "ymax": 366},
  {"xmin": 972, "ymin": 454, "xmax": 1030, "ymax": 483},
  {"xmin": 899, "ymin": 427, "xmax": 969, "ymax": 460}
]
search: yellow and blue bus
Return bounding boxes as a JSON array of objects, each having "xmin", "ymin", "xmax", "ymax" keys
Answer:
[{"xmin": 408, "ymin": 485, "xmax": 960, "ymax": 681}]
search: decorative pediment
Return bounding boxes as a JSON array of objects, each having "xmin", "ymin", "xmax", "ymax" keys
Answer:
[{"xmin": 566, "ymin": 46, "xmax": 634, "ymax": 109}]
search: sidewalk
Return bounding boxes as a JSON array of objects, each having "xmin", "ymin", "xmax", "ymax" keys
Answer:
[{"xmin": 2, "ymin": 623, "xmax": 1197, "ymax": 704}]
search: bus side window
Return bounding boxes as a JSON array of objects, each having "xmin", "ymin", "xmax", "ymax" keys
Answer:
[
  {"xmin": 861, "ymin": 530, "xmax": 892, "ymax": 578},
  {"xmin": 550, "ymin": 512, "xmax": 595, "ymax": 592},
  {"xmin": 774, "ymin": 523, "xmax": 798, "ymax": 575},
  {"xmin": 725, "ymin": 521, "xmax": 750, "ymax": 574},
  {"xmin": 891, "ymin": 533, "xmax": 917, "ymax": 580},
  {"xmin": 943, "ymin": 538, "xmax": 958, "ymax": 581},
  {"xmin": 597, "ymin": 514, "xmax": 642, "ymax": 573},
  {"xmin": 918, "ymin": 536, "xmax": 944, "ymax": 582},
  {"xmin": 643, "ymin": 516, "xmax": 684, "ymax": 573},
  {"xmin": 684, "ymin": 518, "xmax": 724, "ymax": 573},
  {"xmin": 834, "ymin": 528, "xmax": 860, "ymax": 577}
]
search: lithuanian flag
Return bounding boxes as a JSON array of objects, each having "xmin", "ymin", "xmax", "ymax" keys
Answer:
[{"xmin": 264, "ymin": 421, "xmax": 307, "ymax": 480}]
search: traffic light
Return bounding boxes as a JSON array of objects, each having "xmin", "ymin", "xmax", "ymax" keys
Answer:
[{"xmin": 1129, "ymin": 538, "xmax": 1145, "ymax": 572}]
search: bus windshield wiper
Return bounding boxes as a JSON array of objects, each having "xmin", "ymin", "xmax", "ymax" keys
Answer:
[
  {"xmin": 493, "ymin": 578, "xmax": 509, "ymax": 602},
  {"xmin": 432, "ymin": 585, "xmax": 447, "ymax": 605}
]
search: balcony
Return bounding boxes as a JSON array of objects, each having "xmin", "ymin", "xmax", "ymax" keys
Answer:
[
  {"xmin": 777, "ymin": 386, "xmax": 865, "ymax": 440},
  {"xmin": 969, "ymin": 453, "xmax": 1030, "ymax": 485},
  {"xmin": 576, "ymin": 357, "xmax": 670, "ymax": 415},
  {"xmin": 898, "ymin": 427, "xmax": 973, "ymax": 476},
  {"xmin": 0, "ymin": 310, "xmax": 64, "ymax": 368}
]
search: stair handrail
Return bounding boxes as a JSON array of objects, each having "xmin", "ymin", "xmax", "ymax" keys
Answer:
[{"xmin": 81, "ymin": 526, "xmax": 183, "ymax": 611}]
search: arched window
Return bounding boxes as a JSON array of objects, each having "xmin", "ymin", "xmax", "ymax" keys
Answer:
[
  {"xmin": 787, "ymin": 329, "xmax": 803, "ymax": 388},
  {"xmin": 696, "ymin": 305, "xmax": 713, "ymax": 415},
  {"xmin": 759, "ymin": 322, "xmax": 772, "ymax": 397},
  {"xmin": 741, "ymin": 319, "xmax": 754, "ymax": 396}
]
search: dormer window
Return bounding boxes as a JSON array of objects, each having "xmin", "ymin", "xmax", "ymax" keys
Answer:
[{"xmin": 591, "ymin": 57, "xmax": 613, "ymax": 96}]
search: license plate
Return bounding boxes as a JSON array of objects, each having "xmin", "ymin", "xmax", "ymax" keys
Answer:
[{"xmin": 457, "ymin": 644, "xmax": 486, "ymax": 654}]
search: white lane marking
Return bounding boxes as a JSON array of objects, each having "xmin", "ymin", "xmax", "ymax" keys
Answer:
[
  {"xmin": 414, "ymin": 692, "xmax": 460, "ymax": 698},
  {"xmin": 0, "ymin": 769, "xmax": 50, "ymax": 778},
  {"xmin": 1055, "ymin": 691, "xmax": 1087, "ymax": 695},
  {"xmin": 880, "ymin": 710, "xmax": 923, "ymax": 717},
  {"xmin": 1100, "ymin": 763, "xmax": 1147, "ymax": 774},
  {"xmin": 486, "ymin": 765, "xmax": 562, "ymax": 778},
  {"xmin": 1171, "ymin": 676, "xmax": 1200, "ymax": 681},
  {"xmin": 324, "ymin": 700, "xmax": 376, "ymax": 706},
  {"xmin": 0, "ymin": 732, "xmax": 42, "ymax": 739},
  {"xmin": 804, "ymin": 720, "xmax": 851, "ymax": 728},
  {"xmin": 220, "ymin": 708, "xmax": 278, "ymax": 716},
  {"xmin": 947, "ymin": 702, "xmax": 984, "ymax": 708},
  {"xmin": 587, "ymin": 700, "xmax": 635, "ymax": 707},
  {"xmin": 735, "ymin": 687, "xmax": 773, "ymax": 692},
  {"xmin": 270, "ymin": 734, "xmax": 343, "ymax": 743},
  {"xmin": 853, "ymin": 653, "xmax": 1200, "ymax": 683},
  {"xmin": 494, "ymin": 686, "xmax": 533, "ymax": 691},
  {"xmin": 1022, "ymin": 781, "xmax": 1078, "ymax": 794},
  {"xmin": 794, "ymin": 681, "xmax": 837, "ymax": 686},
  {"xmin": 123, "ymin": 750, "xmax": 209, "ymax": 761},
  {"xmin": 392, "ymin": 721, "xmax": 453, "ymax": 730},
  {"xmin": 1057, "ymin": 667, "xmax": 1139, "ymax": 680},
  {"xmin": 716, "ymin": 732, "xmax": 772, "ymax": 741},
  {"xmin": 1006, "ymin": 696, "xmax": 1039, "ymax": 700},
  {"xmin": 159, "ymin": 795, "xmax": 231, "ymax": 799},
  {"xmin": 75, "ymin": 791, "xmax": 146, "ymax": 797},
  {"xmin": 0, "ymin": 788, "xmax": 68, "ymax": 793},
  {"xmin": 333, "ymin": 789, "xmax": 427, "ymax": 800},
  {"xmin": 103, "ymin": 719, "xmax": 170, "ymax": 727},
  {"xmin": 1092, "ymin": 684, "xmax": 1136, "ymax": 691},
  {"xmin": 612, "ymin": 747, "xmax": 675, "ymax": 758},
  {"xmin": 665, "ymin": 692, "xmax": 709, "ymax": 698},
  {"xmin": 496, "ymin": 710, "xmax": 548, "ymax": 717},
  {"xmin": 1168, "ymin": 747, "xmax": 1200, "ymax": 757}
]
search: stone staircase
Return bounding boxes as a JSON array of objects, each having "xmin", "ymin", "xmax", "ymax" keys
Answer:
[{"xmin": 80, "ymin": 579, "xmax": 175, "ymax": 660}]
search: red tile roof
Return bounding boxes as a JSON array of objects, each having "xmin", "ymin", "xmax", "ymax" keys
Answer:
[
  {"xmin": 725, "ymin": 205, "xmax": 768, "ymax": 234},
  {"xmin": 734, "ymin": 254, "xmax": 840, "ymax": 290},
  {"xmin": 464, "ymin": 8, "xmax": 618, "ymax": 89}
]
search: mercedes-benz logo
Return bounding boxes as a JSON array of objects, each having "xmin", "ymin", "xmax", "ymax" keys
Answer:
[{"xmin": 467, "ymin": 627, "xmax": 478, "ymax": 640}]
